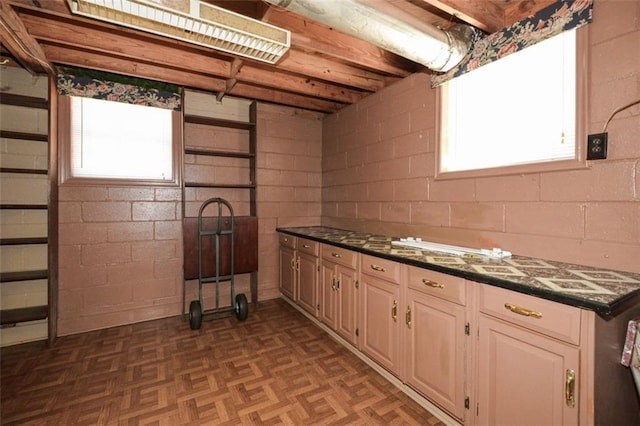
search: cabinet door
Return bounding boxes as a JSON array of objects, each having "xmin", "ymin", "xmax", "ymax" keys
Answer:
[
  {"xmin": 320, "ymin": 260, "xmax": 337, "ymax": 329},
  {"xmin": 406, "ymin": 289, "xmax": 466, "ymax": 420},
  {"xmin": 335, "ymin": 264, "xmax": 358, "ymax": 345},
  {"xmin": 279, "ymin": 245, "xmax": 295, "ymax": 299},
  {"xmin": 477, "ymin": 314, "xmax": 580, "ymax": 426},
  {"xmin": 297, "ymin": 252, "xmax": 318, "ymax": 316},
  {"xmin": 361, "ymin": 274, "xmax": 400, "ymax": 375}
]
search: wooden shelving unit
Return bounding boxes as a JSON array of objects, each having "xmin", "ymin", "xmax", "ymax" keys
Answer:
[
  {"xmin": 182, "ymin": 96, "xmax": 258, "ymax": 308},
  {"xmin": 0, "ymin": 89, "xmax": 52, "ymax": 343}
]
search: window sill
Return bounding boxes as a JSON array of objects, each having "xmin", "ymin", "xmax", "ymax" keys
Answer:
[{"xmin": 435, "ymin": 157, "xmax": 588, "ymax": 181}]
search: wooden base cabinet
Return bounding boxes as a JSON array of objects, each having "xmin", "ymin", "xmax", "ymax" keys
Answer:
[
  {"xmin": 297, "ymin": 239, "xmax": 319, "ymax": 316},
  {"xmin": 405, "ymin": 266, "xmax": 468, "ymax": 421},
  {"xmin": 476, "ymin": 285, "xmax": 583, "ymax": 425},
  {"xmin": 280, "ymin": 235, "xmax": 640, "ymax": 425},
  {"xmin": 320, "ymin": 245, "xmax": 358, "ymax": 345},
  {"xmin": 477, "ymin": 314, "xmax": 580, "ymax": 425},
  {"xmin": 360, "ymin": 255, "xmax": 403, "ymax": 375},
  {"xmin": 278, "ymin": 235, "xmax": 319, "ymax": 317},
  {"xmin": 278, "ymin": 235, "xmax": 296, "ymax": 300}
]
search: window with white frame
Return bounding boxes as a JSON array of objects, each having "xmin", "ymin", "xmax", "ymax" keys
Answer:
[
  {"xmin": 60, "ymin": 95, "xmax": 181, "ymax": 185},
  {"xmin": 438, "ymin": 29, "xmax": 583, "ymax": 176}
]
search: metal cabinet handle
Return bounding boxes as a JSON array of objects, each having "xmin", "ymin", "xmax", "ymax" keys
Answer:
[
  {"xmin": 370, "ymin": 264, "xmax": 385, "ymax": 272},
  {"xmin": 295, "ymin": 259, "xmax": 300, "ymax": 271},
  {"xmin": 405, "ymin": 306, "xmax": 411, "ymax": 329},
  {"xmin": 422, "ymin": 278, "xmax": 444, "ymax": 288},
  {"xmin": 336, "ymin": 278, "xmax": 340, "ymax": 290},
  {"xmin": 392, "ymin": 300, "xmax": 397, "ymax": 322},
  {"xmin": 504, "ymin": 303, "xmax": 542, "ymax": 319},
  {"xmin": 565, "ymin": 369, "xmax": 576, "ymax": 408},
  {"xmin": 290, "ymin": 259, "xmax": 295, "ymax": 270},
  {"xmin": 331, "ymin": 252, "xmax": 342, "ymax": 258},
  {"xmin": 303, "ymin": 244, "xmax": 310, "ymax": 248}
]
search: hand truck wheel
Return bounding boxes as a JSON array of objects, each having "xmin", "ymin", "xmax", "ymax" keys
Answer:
[
  {"xmin": 235, "ymin": 294, "xmax": 248, "ymax": 321},
  {"xmin": 189, "ymin": 300, "xmax": 202, "ymax": 330}
]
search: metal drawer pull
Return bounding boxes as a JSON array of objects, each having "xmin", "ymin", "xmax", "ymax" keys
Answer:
[
  {"xmin": 504, "ymin": 303, "xmax": 542, "ymax": 319},
  {"xmin": 392, "ymin": 300, "xmax": 397, "ymax": 322},
  {"xmin": 303, "ymin": 244, "xmax": 311, "ymax": 248},
  {"xmin": 405, "ymin": 306, "xmax": 411, "ymax": 329},
  {"xmin": 422, "ymin": 278, "xmax": 444, "ymax": 288},
  {"xmin": 370, "ymin": 264, "xmax": 385, "ymax": 272},
  {"xmin": 331, "ymin": 252, "xmax": 342, "ymax": 258},
  {"xmin": 565, "ymin": 369, "xmax": 576, "ymax": 408}
]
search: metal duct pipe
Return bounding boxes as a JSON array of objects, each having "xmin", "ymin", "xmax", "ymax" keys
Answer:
[{"xmin": 264, "ymin": 0, "xmax": 475, "ymax": 72}]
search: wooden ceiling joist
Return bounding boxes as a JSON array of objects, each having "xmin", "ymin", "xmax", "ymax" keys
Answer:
[
  {"xmin": 3, "ymin": 0, "xmax": 560, "ymax": 113},
  {"xmin": 0, "ymin": 1, "xmax": 51, "ymax": 74}
]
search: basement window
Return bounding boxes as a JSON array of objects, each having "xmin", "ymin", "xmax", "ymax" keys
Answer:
[
  {"xmin": 437, "ymin": 28, "xmax": 587, "ymax": 178},
  {"xmin": 59, "ymin": 96, "xmax": 182, "ymax": 186}
]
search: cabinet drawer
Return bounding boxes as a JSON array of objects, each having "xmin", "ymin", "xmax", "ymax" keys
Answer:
[
  {"xmin": 407, "ymin": 266, "xmax": 466, "ymax": 305},
  {"xmin": 361, "ymin": 254, "xmax": 402, "ymax": 284},
  {"xmin": 297, "ymin": 238, "xmax": 319, "ymax": 256},
  {"xmin": 322, "ymin": 245, "xmax": 357, "ymax": 269},
  {"xmin": 479, "ymin": 285, "xmax": 581, "ymax": 345},
  {"xmin": 279, "ymin": 234, "xmax": 295, "ymax": 249}
]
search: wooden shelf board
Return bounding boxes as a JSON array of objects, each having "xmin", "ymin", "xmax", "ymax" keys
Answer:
[
  {"xmin": 184, "ymin": 114, "xmax": 255, "ymax": 130},
  {"xmin": 185, "ymin": 148, "xmax": 254, "ymax": 159},
  {"xmin": 0, "ymin": 270, "xmax": 48, "ymax": 283},
  {"xmin": 184, "ymin": 182, "xmax": 256, "ymax": 189},
  {"xmin": 0, "ymin": 204, "xmax": 48, "ymax": 210},
  {"xmin": 0, "ymin": 305, "xmax": 48, "ymax": 325},
  {"xmin": 0, "ymin": 237, "xmax": 48, "ymax": 246},
  {"xmin": 0, "ymin": 93, "xmax": 48, "ymax": 109},
  {"xmin": 0, "ymin": 130, "xmax": 48, "ymax": 142},
  {"xmin": 0, "ymin": 167, "xmax": 48, "ymax": 175}
]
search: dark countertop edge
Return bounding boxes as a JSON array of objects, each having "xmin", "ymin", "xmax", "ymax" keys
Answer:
[{"xmin": 277, "ymin": 227, "xmax": 640, "ymax": 318}]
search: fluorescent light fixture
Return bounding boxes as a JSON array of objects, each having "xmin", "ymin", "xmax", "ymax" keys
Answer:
[{"xmin": 66, "ymin": 0, "xmax": 291, "ymax": 64}]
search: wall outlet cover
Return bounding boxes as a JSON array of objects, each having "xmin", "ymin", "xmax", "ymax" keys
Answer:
[{"xmin": 587, "ymin": 133, "xmax": 608, "ymax": 160}]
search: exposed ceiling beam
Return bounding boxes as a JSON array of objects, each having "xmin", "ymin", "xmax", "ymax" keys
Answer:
[
  {"xmin": 12, "ymin": 2, "xmax": 368, "ymax": 107},
  {"xmin": 416, "ymin": 0, "xmax": 504, "ymax": 33},
  {"xmin": 0, "ymin": 1, "xmax": 52, "ymax": 74},
  {"xmin": 502, "ymin": 0, "xmax": 558, "ymax": 27},
  {"xmin": 41, "ymin": 43, "xmax": 227, "ymax": 93},
  {"xmin": 230, "ymin": 82, "xmax": 345, "ymax": 113}
]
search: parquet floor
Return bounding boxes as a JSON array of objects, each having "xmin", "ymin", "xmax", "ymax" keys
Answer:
[{"xmin": 1, "ymin": 298, "xmax": 445, "ymax": 425}]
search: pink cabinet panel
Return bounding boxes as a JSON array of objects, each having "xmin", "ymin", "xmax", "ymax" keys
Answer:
[
  {"xmin": 279, "ymin": 244, "xmax": 295, "ymax": 300},
  {"xmin": 297, "ymin": 251, "xmax": 318, "ymax": 316},
  {"xmin": 406, "ymin": 288, "xmax": 467, "ymax": 420},
  {"xmin": 361, "ymin": 274, "xmax": 401, "ymax": 374},
  {"xmin": 477, "ymin": 314, "xmax": 580, "ymax": 425}
]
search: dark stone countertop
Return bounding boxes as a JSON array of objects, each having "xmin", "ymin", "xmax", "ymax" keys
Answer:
[{"xmin": 277, "ymin": 226, "xmax": 640, "ymax": 317}]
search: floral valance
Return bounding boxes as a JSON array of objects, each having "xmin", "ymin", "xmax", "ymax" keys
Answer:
[
  {"xmin": 56, "ymin": 66, "xmax": 181, "ymax": 111},
  {"xmin": 431, "ymin": 0, "xmax": 593, "ymax": 87}
]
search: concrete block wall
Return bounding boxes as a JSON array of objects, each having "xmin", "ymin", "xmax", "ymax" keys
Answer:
[
  {"xmin": 54, "ymin": 97, "xmax": 323, "ymax": 335},
  {"xmin": 57, "ymin": 186, "xmax": 184, "ymax": 335},
  {"xmin": 322, "ymin": 0, "xmax": 640, "ymax": 274},
  {"xmin": 256, "ymin": 102, "xmax": 323, "ymax": 301}
]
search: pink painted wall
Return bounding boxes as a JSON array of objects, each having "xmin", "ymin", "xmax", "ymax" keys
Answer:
[
  {"xmin": 57, "ymin": 102, "xmax": 322, "ymax": 335},
  {"xmin": 321, "ymin": 0, "xmax": 640, "ymax": 274}
]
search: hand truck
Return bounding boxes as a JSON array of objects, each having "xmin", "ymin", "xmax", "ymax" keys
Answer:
[{"xmin": 188, "ymin": 197, "xmax": 248, "ymax": 330}]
